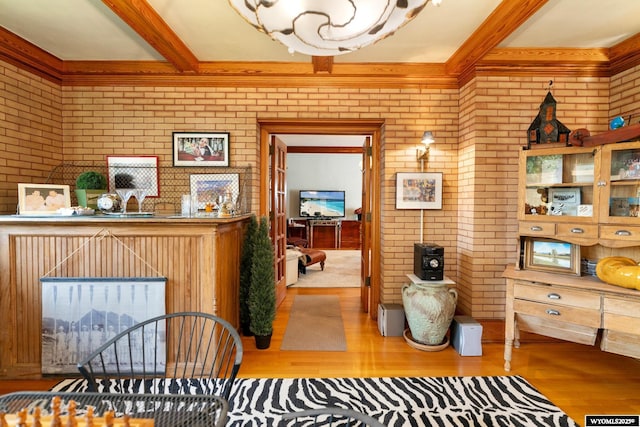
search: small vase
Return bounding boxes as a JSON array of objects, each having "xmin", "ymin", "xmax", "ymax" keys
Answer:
[
  {"xmin": 402, "ymin": 281, "xmax": 457, "ymax": 346},
  {"xmin": 254, "ymin": 334, "xmax": 272, "ymax": 350}
]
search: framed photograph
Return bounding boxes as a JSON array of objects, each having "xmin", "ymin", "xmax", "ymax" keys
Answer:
[
  {"xmin": 548, "ymin": 187, "xmax": 581, "ymax": 216},
  {"xmin": 523, "ymin": 237, "xmax": 581, "ymax": 275},
  {"xmin": 18, "ymin": 183, "xmax": 71, "ymax": 215},
  {"xmin": 107, "ymin": 156, "xmax": 159, "ymax": 197},
  {"xmin": 395, "ymin": 172, "xmax": 443, "ymax": 209},
  {"xmin": 40, "ymin": 277, "xmax": 166, "ymax": 375},
  {"xmin": 190, "ymin": 173, "xmax": 240, "ymax": 210},
  {"xmin": 173, "ymin": 132, "xmax": 230, "ymax": 167}
]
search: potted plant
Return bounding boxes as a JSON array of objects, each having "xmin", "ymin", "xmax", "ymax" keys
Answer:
[
  {"xmin": 239, "ymin": 214, "xmax": 258, "ymax": 336},
  {"xmin": 248, "ymin": 216, "xmax": 276, "ymax": 349},
  {"xmin": 75, "ymin": 171, "xmax": 107, "ymax": 208}
]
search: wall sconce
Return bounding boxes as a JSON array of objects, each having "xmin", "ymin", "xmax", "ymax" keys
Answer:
[{"xmin": 416, "ymin": 131, "xmax": 434, "ymax": 161}]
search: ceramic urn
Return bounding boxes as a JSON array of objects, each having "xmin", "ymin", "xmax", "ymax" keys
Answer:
[{"xmin": 402, "ymin": 281, "xmax": 458, "ymax": 345}]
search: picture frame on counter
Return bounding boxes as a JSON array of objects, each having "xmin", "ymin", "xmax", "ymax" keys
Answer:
[
  {"xmin": 523, "ymin": 237, "xmax": 581, "ymax": 276},
  {"xmin": 190, "ymin": 173, "xmax": 240, "ymax": 211},
  {"xmin": 17, "ymin": 183, "xmax": 71, "ymax": 215}
]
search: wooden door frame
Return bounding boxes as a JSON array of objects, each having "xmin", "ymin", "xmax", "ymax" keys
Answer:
[{"xmin": 258, "ymin": 119, "xmax": 383, "ymax": 319}]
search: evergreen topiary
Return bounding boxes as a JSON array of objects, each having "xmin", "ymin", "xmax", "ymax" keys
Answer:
[
  {"xmin": 248, "ymin": 216, "xmax": 276, "ymax": 339},
  {"xmin": 239, "ymin": 214, "xmax": 258, "ymax": 335},
  {"xmin": 76, "ymin": 171, "xmax": 107, "ymax": 190}
]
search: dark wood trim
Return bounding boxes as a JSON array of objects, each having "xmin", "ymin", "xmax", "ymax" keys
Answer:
[
  {"xmin": 0, "ymin": 27, "xmax": 63, "ymax": 83},
  {"xmin": 100, "ymin": 0, "xmax": 199, "ymax": 72},
  {"xmin": 446, "ymin": 0, "xmax": 549, "ymax": 77}
]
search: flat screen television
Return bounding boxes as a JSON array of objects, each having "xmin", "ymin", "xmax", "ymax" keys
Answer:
[{"xmin": 299, "ymin": 190, "xmax": 345, "ymax": 218}]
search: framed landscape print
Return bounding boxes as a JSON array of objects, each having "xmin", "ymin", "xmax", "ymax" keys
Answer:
[
  {"xmin": 17, "ymin": 183, "xmax": 71, "ymax": 215},
  {"xmin": 190, "ymin": 173, "xmax": 240, "ymax": 210},
  {"xmin": 395, "ymin": 172, "xmax": 443, "ymax": 209},
  {"xmin": 40, "ymin": 277, "xmax": 167, "ymax": 375},
  {"xmin": 173, "ymin": 132, "xmax": 230, "ymax": 167},
  {"xmin": 523, "ymin": 237, "xmax": 580, "ymax": 276}
]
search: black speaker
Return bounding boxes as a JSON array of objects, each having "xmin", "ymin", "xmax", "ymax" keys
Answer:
[{"xmin": 414, "ymin": 243, "xmax": 444, "ymax": 281}]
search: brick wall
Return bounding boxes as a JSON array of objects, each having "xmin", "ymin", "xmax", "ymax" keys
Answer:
[
  {"xmin": 457, "ymin": 75, "xmax": 610, "ymax": 318},
  {"xmin": 0, "ymin": 61, "xmax": 63, "ymax": 213},
  {"xmin": 3, "ymin": 58, "xmax": 639, "ymax": 319}
]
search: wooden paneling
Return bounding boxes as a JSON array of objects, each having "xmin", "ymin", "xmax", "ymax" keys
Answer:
[
  {"xmin": 0, "ymin": 216, "xmax": 249, "ymax": 379},
  {"xmin": 340, "ymin": 220, "xmax": 361, "ymax": 249}
]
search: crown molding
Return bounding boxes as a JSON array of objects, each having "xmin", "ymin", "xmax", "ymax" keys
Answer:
[{"xmin": 2, "ymin": 24, "xmax": 640, "ymax": 89}]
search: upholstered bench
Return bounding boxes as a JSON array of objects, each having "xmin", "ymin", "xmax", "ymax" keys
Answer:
[{"xmin": 296, "ymin": 247, "xmax": 326, "ymax": 274}]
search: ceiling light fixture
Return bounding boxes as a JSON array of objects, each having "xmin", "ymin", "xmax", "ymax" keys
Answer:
[{"xmin": 228, "ymin": 0, "xmax": 440, "ymax": 57}]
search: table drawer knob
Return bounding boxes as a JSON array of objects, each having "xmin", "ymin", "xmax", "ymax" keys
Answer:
[
  {"xmin": 615, "ymin": 230, "xmax": 632, "ymax": 237},
  {"xmin": 547, "ymin": 293, "xmax": 561, "ymax": 300},
  {"xmin": 546, "ymin": 309, "xmax": 560, "ymax": 316},
  {"xmin": 530, "ymin": 226, "xmax": 543, "ymax": 232},
  {"xmin": 570, "ymin": 228, "xmax": 584, "ymax": 234}
]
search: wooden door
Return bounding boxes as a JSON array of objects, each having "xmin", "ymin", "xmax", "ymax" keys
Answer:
[
  {"xmin": 270, "ymin": 135, "xmax": 288, "ymax": 307},
  {"xmin": 361, "ymin": 136, "xmax": 372, "ymax": 312}
]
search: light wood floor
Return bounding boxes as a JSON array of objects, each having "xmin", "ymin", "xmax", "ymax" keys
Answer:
[{"xmin": 1, "ymin": 287, "xmax": 639, "ymax": 423}]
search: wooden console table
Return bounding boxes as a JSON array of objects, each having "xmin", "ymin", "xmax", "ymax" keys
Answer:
[{"xmin": 0, "ymin": 214, "xmax": 250, "ymax": 379}]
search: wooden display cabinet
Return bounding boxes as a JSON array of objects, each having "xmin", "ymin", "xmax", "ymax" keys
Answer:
[{"xmin": 504, "ymin": 138, "xmax": 640, "ymax": 371}]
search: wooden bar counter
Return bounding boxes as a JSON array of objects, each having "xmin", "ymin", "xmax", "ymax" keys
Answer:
[{"xmin": 0, "ymin": 214, "xmax": 250, "ymax": 379}]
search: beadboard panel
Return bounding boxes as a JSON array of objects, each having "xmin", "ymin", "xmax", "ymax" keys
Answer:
[{"xmin": 0, "ymin": 216, "xmax": 248, "ymax": 378}]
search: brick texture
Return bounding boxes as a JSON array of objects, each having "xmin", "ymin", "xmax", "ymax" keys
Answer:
[{"xmin": 2, "ymin": 58, "xmax": 639, "ymax": 319}]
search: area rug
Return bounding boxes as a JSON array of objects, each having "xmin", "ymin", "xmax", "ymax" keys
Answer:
[
  {"xmin": 51, "ymin": 376, "xmax": 578, "ymax": 426},
  {"xmin": 280, "ymin": 295, "xmax": 347, "ymax": 351},
  {"xmin": 292, "ymin": 249, "xmax": 360, "ymax": 288}
]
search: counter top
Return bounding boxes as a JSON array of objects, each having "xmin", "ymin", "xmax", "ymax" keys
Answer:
[{"xmin": 0, "ymin": 213, "xmax": 252, "ymax": 224}]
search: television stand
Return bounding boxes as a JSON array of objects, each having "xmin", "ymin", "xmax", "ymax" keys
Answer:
[{"xmin": 309, "ymin": 219, "xmax": 340, "ymax": 249}]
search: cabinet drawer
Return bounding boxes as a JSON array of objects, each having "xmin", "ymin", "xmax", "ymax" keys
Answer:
[
  {"xmin": 556, "ymin": 223, "xmax": 598, "ymax": 240},
  {"xmin": 516, "ymin": 313, "xmax": 598, "ymax": 345},
  {"xmin": 518, "ymin": 222, "xmax": 555, "ymax": 237},
  {"xmin": 603, "ymin": 297, "xmax": 640, "ymax": 334},
  {"xmin": 600, "ymin": 225, "xmax": 640, "ymax": 242},
  {"xmin": 514, "ymin": 299, "xmax": 601, "ymax": 328},
  {"xmin": 601, "ymin": 330, "xmax": 640, "ymax": 359},
  {"xmin": 513, "ymin": 282, "xmax": 601, "ymax": 310}
]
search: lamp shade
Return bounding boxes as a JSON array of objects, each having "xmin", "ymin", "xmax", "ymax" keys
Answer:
[
  {"xmin": 421, "ymin": 131, "xmax": 434, "ymax": 144},
  {"xmin": 228, "ymin": 0, "xmax": 430, "ymax": 56}
]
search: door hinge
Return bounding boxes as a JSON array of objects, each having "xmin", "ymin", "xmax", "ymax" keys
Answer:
[
  {"xmin": 365, "ymin": 212, "xmax": 371, "ymax": 222},
  {"xmin": 269, "ymin": 144, "xmax": 274, "ymax": 155},
  {"xmin": 366, "ymin": 146, "xmax": 372, "ymax": 156},
  {"xmin": 364, "ymin": 276, "xmax": 371, "ymax": 287}
]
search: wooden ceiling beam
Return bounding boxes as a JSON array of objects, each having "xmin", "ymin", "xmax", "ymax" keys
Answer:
[
  {"xmin": 446, "ymin": 0, "xmax": 549, "ymax": 79},
  {"xmin": 100, "ymin": 0, "xmax": 199, "ymax": 73}
]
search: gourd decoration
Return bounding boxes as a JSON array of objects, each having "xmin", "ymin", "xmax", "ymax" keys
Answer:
[{"xmin": 595, "ymin": 257, "xmax": 640, "ymax": 290}]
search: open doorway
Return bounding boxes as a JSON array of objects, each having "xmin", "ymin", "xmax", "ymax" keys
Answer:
[
  {"xmin": 283, "ymin": 135, "xmax": 363, "ymax": 289},
  {"xmin": 257, "ymin": 119, "xmax": 383, "ymax": 320}
]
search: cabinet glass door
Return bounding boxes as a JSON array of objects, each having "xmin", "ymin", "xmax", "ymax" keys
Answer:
[
  {"xmin": 520, "ymin": 148, "xmax": 596, "ymax": 221},
  {"xmin": 601, "ymin": 141, "xmax": 640, "ymax": 223}
]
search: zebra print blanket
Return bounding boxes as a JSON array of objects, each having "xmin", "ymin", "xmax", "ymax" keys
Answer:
[{"xmin": 51, "ymin": 375, "xmax": 577, "ymax": 426}]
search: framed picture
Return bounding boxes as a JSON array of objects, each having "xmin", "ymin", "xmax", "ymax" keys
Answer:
[
  {"xmin": 107, "ymin": 156, "xmax": 159, "ymax": 197},
  {"xmin": 173, "ymin": 132, "xmax": 230, "ymax": 167},
  {"xmin": 395, "ymin": 172, "xmax": 443, "ymax": 209},
  {"xmin": 523, "ymin": 237, "xmax": 580, "ymax": 275},
  {"xmin": 17, "ymin": 183, "xmax": 71, "ymax": 215},
  {"xmin": 548, "ymin": 187, "xmax": 581, "ymax": 216},
  {"xmin": 190, "ymin": 173, "xmax": 240, "ymax": 210},
  {"xmin": 40, "ymin": 277, "xmax": 166, "ymax": 375}
]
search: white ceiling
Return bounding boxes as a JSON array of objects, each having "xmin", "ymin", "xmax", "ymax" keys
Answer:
[
  {"xmin": 1, "ymin": 0, "xmax": 639, "ymax": 63},
  {"xmin": 2, "ymin": 0, "xmax": 639, "ymax": 147}
]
